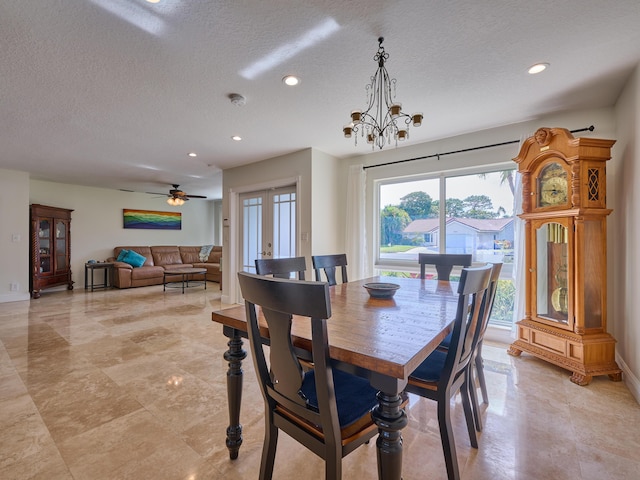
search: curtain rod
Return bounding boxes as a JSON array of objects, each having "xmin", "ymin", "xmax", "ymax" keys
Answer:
[{"xmin": 362, "ymin": 125, "xmax": 595, "ymax": 170}]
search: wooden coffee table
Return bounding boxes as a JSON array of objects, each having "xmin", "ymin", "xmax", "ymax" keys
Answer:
[{"xmin": 163, "ymin": 267, "xmax": 207, "ymax": 293}]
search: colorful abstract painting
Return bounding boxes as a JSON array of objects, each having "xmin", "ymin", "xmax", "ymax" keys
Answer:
[{"xmin": 123, "ymin": 209, "xmax": 182, "ymax": 230}]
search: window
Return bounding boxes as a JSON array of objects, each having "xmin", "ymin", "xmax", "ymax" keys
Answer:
[{"xmin": 376, "ymin": 166, "xmax": 516, "ymax": 327}]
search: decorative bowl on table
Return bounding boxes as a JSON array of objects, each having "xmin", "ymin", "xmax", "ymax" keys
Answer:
[{"xmin": 363, "ymin": 282, "xmax": 400, "ymax": 299}]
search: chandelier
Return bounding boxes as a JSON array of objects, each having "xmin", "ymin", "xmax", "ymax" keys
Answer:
[{"xmin": 343, "ymin": 37, "xmax": 422, "ymax": 149}]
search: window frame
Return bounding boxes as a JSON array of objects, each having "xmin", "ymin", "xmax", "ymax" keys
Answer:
[{"xmin": 374, "ymin": 161, "xmax": 515, "ymax": 273}]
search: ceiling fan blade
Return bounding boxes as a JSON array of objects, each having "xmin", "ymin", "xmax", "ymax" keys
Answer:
[{"xmin": 146, "ymin": 184, "xmax": 205, "ymax": 200}]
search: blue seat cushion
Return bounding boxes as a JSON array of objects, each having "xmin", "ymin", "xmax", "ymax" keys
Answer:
[
  {"xmin": 410, "ymin": 349, "xmax": 448, "ymax": 383},
  {"xmin": 300, "ymin": 368, "xmax": 378, "ymax": 428},
  {"xmin": 439, "ymin": 332, "xmax": 452, "ymax": 349}
]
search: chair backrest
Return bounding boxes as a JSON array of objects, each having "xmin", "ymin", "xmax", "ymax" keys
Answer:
[
  {"xmin": 443, "ymin": 265, "xmax": 492, "ymax": 387},
  {"xmin": 255, "ymin": 256, "xmax": 307, "ymax": 280},
  {"xmin": 474, "ymin": 262, "xmax": 503, "ymax": 345},
  {"xmin": 418, "ymin": 253, "xmax": 472, "ymax": 281},
  {"xmin": 237, "ymin": 272, "xmax": 343, "ymax": 443},
  {"xmin": 312, "ymin": 254, "xmax": 348, "ymax": 286}
]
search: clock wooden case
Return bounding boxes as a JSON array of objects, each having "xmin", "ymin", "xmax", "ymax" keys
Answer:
[{"xmin": 508, "ymin": 127, "xmax": 622, "ymax": 385}]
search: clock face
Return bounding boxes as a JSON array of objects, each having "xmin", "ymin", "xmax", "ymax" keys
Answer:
[{"xmin": 538, "ymin": 162, "xmax": 568, "ymax": 207}]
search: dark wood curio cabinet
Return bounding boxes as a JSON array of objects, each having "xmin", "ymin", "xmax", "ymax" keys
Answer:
[{"xmin": 30, "ymin": 204, "xmax": 74, "ymax": 298}]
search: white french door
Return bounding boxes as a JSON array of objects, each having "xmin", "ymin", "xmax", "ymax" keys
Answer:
[{"xmin": 239, "ymin": 186, "xmax": 297, "ymax": 274}]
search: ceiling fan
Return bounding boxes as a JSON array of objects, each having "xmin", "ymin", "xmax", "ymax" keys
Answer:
[{"xmin": 148, "ymin": 184, "xmax": 207, "ymax": 205}]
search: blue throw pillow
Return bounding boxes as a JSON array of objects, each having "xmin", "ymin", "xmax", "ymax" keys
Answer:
[
  {"xmin": 122, "ymin": 249, "xmax": 146, "ymax": 268},
  {"xmin": 116, "ymin": 249, "xmax": 129, "ymax": 262}
]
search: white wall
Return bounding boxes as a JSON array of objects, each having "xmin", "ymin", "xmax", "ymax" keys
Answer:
[
  {"xmin": 222, "ymin": 149, "xmax": 313, "ymax": 303},
  {"xmin": 212, "ymin": 200, "xmax": 223, "ymax": 245},
  {"xmin": 613, "ymin": 65, "xmax": 640, "ymax": 401},
  {"xmin": 28, "ymin": 180, "xmax": 217, "ymax": 292},
  {"xmin": 0, "ymin": 169, "xmax": 31, "ymax": 302},
  {"xmin": 339, "ymin": 106, "xmax": 640, "ymax": 395},
  {"xmin": 311, "ymin": 149, "xmax": 343, "ymax": 257},
  {"xmin": 343, "ymin": 107, "xmax": 617, "ymax": 277},
  {"xmin": 0, "ymin": 178, "xmax": 218, "ymax": 302}
]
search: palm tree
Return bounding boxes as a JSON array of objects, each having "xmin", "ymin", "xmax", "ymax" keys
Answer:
[{"xmin": 478, "ymin": 170, "xmax": 515, "ymax": 196}]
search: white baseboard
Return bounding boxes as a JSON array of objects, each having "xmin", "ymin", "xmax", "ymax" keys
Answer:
[
  {"xmin": 617, "ymin": 352, "xmax": 640, "ymax": 405},
  {"xmin": 485, "ymin": 324, "xmax": 516, "ymax": 345},
  {"xmin": 0, "ymin": 292, "xmax": 31, "ymax": 303}
]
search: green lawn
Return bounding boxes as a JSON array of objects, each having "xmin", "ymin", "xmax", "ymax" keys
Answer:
[{"xmin": 380, "ymin": 245, "xmax": 415, "ymax": 253}]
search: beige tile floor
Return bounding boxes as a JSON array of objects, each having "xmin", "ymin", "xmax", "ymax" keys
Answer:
[{"xmin": 1, "ymin": 284, "xmax": 639, "ymax": 480}]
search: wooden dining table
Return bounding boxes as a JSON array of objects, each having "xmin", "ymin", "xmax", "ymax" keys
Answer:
[{"xmin": 211, "ymin": 275, "xmax": 460, "ymax": 480}]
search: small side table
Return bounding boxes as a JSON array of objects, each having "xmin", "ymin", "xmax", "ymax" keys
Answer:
[
  {"xmin": 85, "ymin": 262, "xmax": 114, "ymax": 291},
  {"xmin": 163, "ymin": 267, "xmax": 207, "ymax": 294}
]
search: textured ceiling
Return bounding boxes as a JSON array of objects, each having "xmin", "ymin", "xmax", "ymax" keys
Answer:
[{"xmin": 1, "ymin": 0, "xmax": 640, "ymax": 200}]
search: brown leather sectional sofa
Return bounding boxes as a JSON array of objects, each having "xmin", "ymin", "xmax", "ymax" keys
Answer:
[{"xmin": 108, "ymin": 245, "xmax": 222, "ymax": 289}]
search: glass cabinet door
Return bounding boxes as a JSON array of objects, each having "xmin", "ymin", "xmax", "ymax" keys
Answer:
[
  {"xmin": 38, "ymin": 219, "xmax": 51, "ymax": 273},
  {"xmin": 55, "ymin": 220, "xmax": 68, "ymax": 272},
  {"xmin": 534, "ymin": 221, "xmax": 571, "ymax": 329}
]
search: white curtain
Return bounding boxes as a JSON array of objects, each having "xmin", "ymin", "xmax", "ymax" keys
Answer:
[
  {"xmin": 512, "ymin": 135, "xmax": 530, "ymax": 337},
  {"xmin": 345, "ymin": 164, "xmax": 368, "ymax": 280}
]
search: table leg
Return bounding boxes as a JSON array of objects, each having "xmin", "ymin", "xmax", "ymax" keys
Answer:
[
  {"xmin": 371, "ymin": 387, "xmax": 408, "ymax": 480},
  {"xmin": 223, "ymin": 328, "xmax": 247, "ymax": 459},
  {"xmin": 91, "ymin": 268, "xmax": 95, "ymax": 292}
]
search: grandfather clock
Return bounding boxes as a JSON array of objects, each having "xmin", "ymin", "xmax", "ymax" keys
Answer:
[{"xmin": 507, "ymin": 127, "xmax": 622, "ymax": 385}]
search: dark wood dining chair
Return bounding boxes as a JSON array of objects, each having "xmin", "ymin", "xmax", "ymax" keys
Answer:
[
  {"xmin": 237, "ymin": 272, "xmax": 379, "ymax": 480},
  {"xmin": 255, "ymin": 256, "xmax": 307, "ymax": 280},
  {"xmin": 437, "ymin": 263, "xmax": 502, "ymax": 432},
  {"xmin": 418, "ymin": 253, "xmax": 472, "ymax": 281},
  {"xmin": 405, "ymin": 264, "xmax": 492, "ymax": 480},
  {"xmin": 312, "ymin": 254, "xmax": 348, "ymax": 286},
  {"xmin": 467, "ymin": 262, "xmax": 502, "ymax": 431}
]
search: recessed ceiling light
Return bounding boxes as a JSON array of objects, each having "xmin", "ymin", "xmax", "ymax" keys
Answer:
[
  {"xmin": 282, "ymin": 75, "xmax": 300, "ymax": 86},
  {"xmin": 231, "ymin": 135, "xmax": 242, "ymax": 141},
  {"xmin": 146, "ymin": 0, "xmax": 161, "ymax": 3},
  {"xmin": 188, "ymin": 152, "xmax": 197, "ymax": 157},
  {"xmin": 528, "ymin": 63, "xmax": 549, "ymax": 74}
]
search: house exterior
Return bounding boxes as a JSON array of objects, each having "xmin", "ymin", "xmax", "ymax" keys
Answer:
[{"xmin": 403, "ymin": 217, "xmax": 514, "ymax": 253}]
